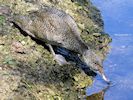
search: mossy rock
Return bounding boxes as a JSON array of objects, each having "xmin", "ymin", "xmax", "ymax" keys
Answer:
[{"xmin": 0, "ymin": 0, "xmax": 111, "ymax": 99}]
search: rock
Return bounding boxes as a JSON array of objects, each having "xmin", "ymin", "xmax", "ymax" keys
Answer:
[{"xmin": 0, "ymin": 0, "xmax": 111, "ymax": 99}]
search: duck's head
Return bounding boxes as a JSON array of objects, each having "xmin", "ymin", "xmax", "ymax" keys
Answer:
[{"xmin": 82, "ymin": 49, "xmax": 110, "ymax": 84}]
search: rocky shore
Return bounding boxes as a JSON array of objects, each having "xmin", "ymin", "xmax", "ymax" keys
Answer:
[{"xmin": 0, "ymin": 0, "xmax": 111, "ymax": 99}]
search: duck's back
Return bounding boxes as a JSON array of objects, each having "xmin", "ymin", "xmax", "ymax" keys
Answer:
[{"xmin": 13, "ymin": 6, "xmax": 87, "ymax": 53}]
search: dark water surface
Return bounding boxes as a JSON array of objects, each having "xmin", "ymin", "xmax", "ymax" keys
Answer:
[{"xmin": 86, "ymin": 0, "xmax": 133, "ymax": 100}]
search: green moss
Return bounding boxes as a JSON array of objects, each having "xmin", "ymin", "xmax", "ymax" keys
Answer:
[
  {"xmin": 3, "ymin": 56, "xmax": 14, "ymax": 64},
  {"xmin": 0, "ymin": 15, "xmax": 6, "ymax": 25},
  {"xmin": 72, "ymin": 0, "xmax": 89, "ymax": 6}
]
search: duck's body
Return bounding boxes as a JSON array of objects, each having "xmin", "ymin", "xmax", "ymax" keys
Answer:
[{"xmin": 13, "ymin": 6, "xmax": 88, "ymax": 54}]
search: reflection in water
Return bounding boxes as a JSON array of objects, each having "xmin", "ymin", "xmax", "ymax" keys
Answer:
[
  {"xmin": 87, "ymin": 34, "xmax": 133, "ymax": 100},
  {"xmin": 86, "ymin": 86, "xmax": 109, "ymax": 100}
]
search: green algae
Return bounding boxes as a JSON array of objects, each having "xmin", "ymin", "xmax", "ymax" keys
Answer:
[{"xmin": 0, "ymin": 15, "xmax": 5, "ymax": 25}]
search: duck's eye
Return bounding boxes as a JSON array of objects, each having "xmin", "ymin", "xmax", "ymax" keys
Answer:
[{"xmin": 94, "ymin": 62, "xmax": 98, "ymax": 65}]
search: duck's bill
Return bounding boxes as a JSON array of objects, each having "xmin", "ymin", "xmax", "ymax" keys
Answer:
[{"xmin": 101, "ymin": 73, "xmax": 111, "ymax": 84}]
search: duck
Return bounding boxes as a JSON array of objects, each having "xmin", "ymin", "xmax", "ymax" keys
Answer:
[{"xmin": 0, "ymin": 5, "xmax": 110, "ymax": 83}]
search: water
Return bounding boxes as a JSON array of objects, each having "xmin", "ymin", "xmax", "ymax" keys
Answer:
[
  {"xmin": 86, "ymin": 0, "xmax": 133, "ymax": 100},
  {"xmin": 91, "ymin": 0, "xmax": 133, "ymax": 34}
]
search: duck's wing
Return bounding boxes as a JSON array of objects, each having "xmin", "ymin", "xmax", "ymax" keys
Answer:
[
  {"xmin": 12, "ymin": 10, "xmax": 66, "ymax": 45},
  {"xmin": 12, "ymin": 7, "xmax": 87, "ymax": 53},
  {"xmin": 43, "ymin": 7, "xmax": 81, "ymax": 37}
]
